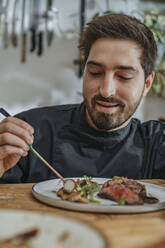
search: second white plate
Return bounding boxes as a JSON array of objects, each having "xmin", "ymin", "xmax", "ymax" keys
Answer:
[{"xmin": 0, "ymin": 209, "xmax": 107, "ymax": 248}]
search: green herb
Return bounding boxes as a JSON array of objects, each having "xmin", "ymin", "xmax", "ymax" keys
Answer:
[
  {"xmin": 82, "ymin": 175, "xmax": 92, "ymax": 181},
  {"xmin": 118, "ymin": 198, "xmax": 126, "ymax": 205},
  {"xmin": 76, "ymin": 183, "xmax": 82, "ymax": 191},
  {"xmin": 115, "ymin": 182, "xmax": 122, "ymax": 185},
  {"xmin": 82, "ymin": 184, "xmax": 101, "ymax": 196},
  {"xmin": 75, "ymin": 176, "xmax": 101, "ymax": 203},
  {"xmin": 81, "ymin": 184, "xmax": 101, "ymax": 202},
  {"xmin": 112, "ymin": 176, "xmax": 120, "ymax": 180}
]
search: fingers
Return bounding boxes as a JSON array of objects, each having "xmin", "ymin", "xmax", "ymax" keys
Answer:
[
  {"xmin": 0, "ymin": 132, "xmax": 30, "ymax": 152},
  {"xmin": 0, "ymin": 147, "xmax": 27, "ymax": 177},
  {"xmin": 0, "ymin": 121, "xmax": 34, "ymax": 146},
  {"xmin": 1, "ymin": 116, "xmax": 34, "ymax": 135},
  {"xmin": 0, "ymin": 117, "xmax": 34, "ymax": 146},
  {"xmin": 0, "ymin": 145, "xmax": 26, "ymax": 159},
  {"xmin": 0, "ymin": 116, "xmax": 34, "ymax": 161},
  {"xmin": 0, "ymin": 117, "xmax": 32, "ymax": 175}
]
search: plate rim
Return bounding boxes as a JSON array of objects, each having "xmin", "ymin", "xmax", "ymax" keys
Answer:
[{"xmin": 32, "ymin": 177, "xmax": 165, "ymax": 214}]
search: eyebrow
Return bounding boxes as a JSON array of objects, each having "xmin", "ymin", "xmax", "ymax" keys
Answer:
[
  {"xmin": 87, "ymin": 61, "xmax": 102, "ymax": 67},
  {"xmin": 116, "ymin": 66, "xmax": 138, "ymax": 73},
  {"xmin": 87, "ymin": 60, "xmax": 138, "ymax": 73}
]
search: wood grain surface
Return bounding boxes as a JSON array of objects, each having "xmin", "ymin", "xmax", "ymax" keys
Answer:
[{"xmin": 0, "ymin": 179, "xmax": 165, "ymax": 248}]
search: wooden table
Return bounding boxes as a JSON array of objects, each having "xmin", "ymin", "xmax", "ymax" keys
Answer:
[{"xmin": 0, "ymin": 179, "xmax": 165, "ymax": 248}]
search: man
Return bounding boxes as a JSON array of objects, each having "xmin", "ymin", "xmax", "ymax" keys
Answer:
[{"xmin": 0, "ymin": 13, "xmax": 165, "ymax": 183}]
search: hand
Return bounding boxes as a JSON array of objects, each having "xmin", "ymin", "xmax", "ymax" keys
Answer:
[{"xmin": 0, "ymin": 116, "xmax": 34, "ymax": 177}]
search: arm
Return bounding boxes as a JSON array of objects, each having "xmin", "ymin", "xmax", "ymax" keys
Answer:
[{"xmin": 153, "ymin": 126, "xmax": 165, "ymax": 179}]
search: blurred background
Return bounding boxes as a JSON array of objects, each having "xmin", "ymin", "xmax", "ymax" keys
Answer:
[{"xmin": 0, "ymin": 0, "xmax": 165, "ymax": 122}]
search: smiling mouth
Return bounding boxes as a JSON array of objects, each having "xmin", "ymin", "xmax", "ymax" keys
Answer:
[{"xmin": 96, "ymin": 101, "xmax": 120, "ymax": 108}]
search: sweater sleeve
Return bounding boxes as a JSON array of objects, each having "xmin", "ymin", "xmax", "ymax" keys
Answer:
[
  {"xmin": 152, "ymin": 128, "xmax": 165, "ymax": 179},
  {"xmin": 0, "ymin": 157, "xmax": 27, "ymax": 183}
]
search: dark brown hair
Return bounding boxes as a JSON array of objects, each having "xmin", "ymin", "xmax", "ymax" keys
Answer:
[{"xmin": 79, "ymin": 13, "xmax": 157, "ymax": 78}]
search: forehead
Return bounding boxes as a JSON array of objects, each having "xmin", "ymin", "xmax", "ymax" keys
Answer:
[{"xmin": 87, "ymin": 38, "xmax": 142, "ymax": 69}]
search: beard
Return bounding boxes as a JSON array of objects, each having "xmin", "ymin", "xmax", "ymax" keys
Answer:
[{"xmin": 83, "ymin": 91, "xmax": 144, "ymax": 131}]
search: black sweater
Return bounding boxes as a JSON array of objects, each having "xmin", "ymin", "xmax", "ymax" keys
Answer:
[{"xmin": 1, "ymin": 102, "xmax": 165, "ymax": 183}]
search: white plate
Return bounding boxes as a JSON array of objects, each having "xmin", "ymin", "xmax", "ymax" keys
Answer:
[
  {"xmin": 32, "ymin": 178, "xmax": 165, "ymax": 213},
  {"xmin": 0, "ymin": 209, "xmax": 107, "ymax": 248}
]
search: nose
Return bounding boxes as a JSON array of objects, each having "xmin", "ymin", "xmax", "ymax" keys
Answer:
[{"xmin": 99, "ymin": 73, "xmax": 116, "ymax": 98}]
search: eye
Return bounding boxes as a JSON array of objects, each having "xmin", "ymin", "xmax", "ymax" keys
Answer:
[
  {"xmin": 118, "ymin": 75, "xmax": 133, "ymax": 81},
  {"xmin": 89, "ymin": 71, "xmax": 103, "ymax": 77}
]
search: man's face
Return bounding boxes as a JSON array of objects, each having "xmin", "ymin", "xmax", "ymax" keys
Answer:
[{"xmin": 83, "ymin": 37, "xmax": 152, "ymax": 131}]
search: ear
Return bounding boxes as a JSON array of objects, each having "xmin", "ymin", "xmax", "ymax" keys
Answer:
[{"xmin": 143, "ymin": 72, "xmax": 155, "ymax": 97}]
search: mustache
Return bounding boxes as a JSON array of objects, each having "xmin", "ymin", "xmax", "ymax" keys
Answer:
[{"xmin": 92, "ymin": 95, "xmax": 125, "ymax": 107}]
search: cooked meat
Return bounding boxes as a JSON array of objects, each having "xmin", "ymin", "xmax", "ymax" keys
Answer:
[
  {"xmin": 102, "ymin": 177, "xmax": 146, "ymax": 196},
  {"xmin": 99, "ymin": 183, "xmax": 143, "ymax": 205},
  {"xmin": 57, "ymin": 176, "xmax": 158, "ymax": 205},
  {"xmin": 98, "ymin": 177, "xmax": 158, "ymax": 205},
  {"xmin": 68, "ymin": 191, "xmax": 89, "ymax": 203},
  {"xmin": 76, "ymin": 179, "xmax": 98, "ymax": 188},
  {"xmin": 143, "ymin": 196, "xmax": 159, "ymax": 204},
  {"xmin": 0, "ymin": 242, "xmax": 30, "ymax": 248},
  {"xmin": 0, "ymin": 228, "xmax": 38, "ymax": 248},
  {"xmin": 67, "ymin": 191, "xmax": 83, "ymax": 202},
  {"xmin": 56, "ymin": 177, "xmax": 100, "ymax": 203},
  {"xmin": 58, "ymin": 231, "xmax": 70, "ymax": 244},
  {"xmin": 57, "ymin": 188, "xmax": 71, "ymax": 200},
  {"xmin": 57, "ymin": 188, "xmax": 90, "ymax": 203}
]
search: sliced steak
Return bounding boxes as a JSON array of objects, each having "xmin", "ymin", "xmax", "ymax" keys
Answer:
[
  {"xmin": 98, "ymin": 183, "xmax": 144, "ymax": 205},
  {"xmin": 99, "ymin": 177, "xmax": 158, "ymax": 205}
]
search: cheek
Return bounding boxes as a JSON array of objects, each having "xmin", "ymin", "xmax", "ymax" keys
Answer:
[
  {"xmin": 127, "ymin": 87, "xmax": 140, "ymax": 99},
  {"xmin": 132, "ymin": 82, "xmax": 144, "ymax": 99},
  {"xmin": 83, "ymin": 74, "xmax": 99, "ymax": 97},
  {"xmin": 119, "ymin": 80, "xmax": 144, "ymax": 102}
]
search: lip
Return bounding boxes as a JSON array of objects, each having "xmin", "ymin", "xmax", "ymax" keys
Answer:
[
  {"xmin": 96, "ymin": 100, "xmax": 119, "ymax": 107},
  {"xmin": 96, "ymin": 101, "xmax": 119, "ymax": 113}
]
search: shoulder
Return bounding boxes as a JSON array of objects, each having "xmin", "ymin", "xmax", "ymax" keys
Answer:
[
  {"xmin": 16, "ymin": 104, "xmax": 80, "ymax": 117},
  {"xmin": 15, "ymin": 103, "xmax": 82, "ymax": 125},
  {"xmin": 132, "ymin": 118, "xmax": 165, "ymax": 139}
]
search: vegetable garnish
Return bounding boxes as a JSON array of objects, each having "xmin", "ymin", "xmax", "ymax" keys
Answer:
[
  {"xmin": 112, "ymin": 176, "xmax": 120, "ymax": 180},
  {"xmin": 82, "ymin": 175, "xmax": 92, "ymax": 181},
  {"xmin": 57, "ymin": 176, "xmax": 101, "ymax": 204},
  {"xmin": 118, "ymin": 198, "xmax": 126, "ymax": 205},
  {"xmin": 63, "ymin": 179, "xmax": 76, "ymax": 193},
  {"xmin": 58, "ymin": 176, "xmax": 159, "ymax": 206},
  {"xmin": 79, "ymin": 183, "xmax": 101, "ymax": 203}
]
